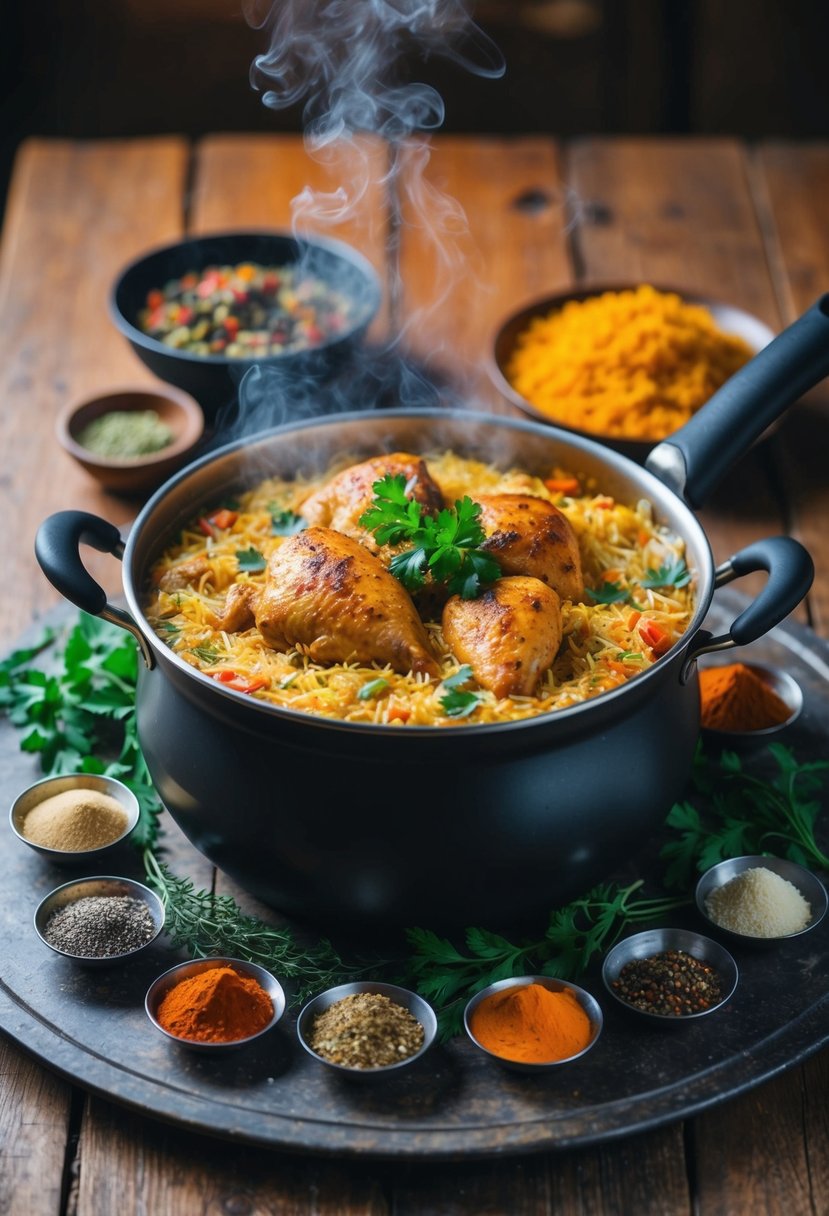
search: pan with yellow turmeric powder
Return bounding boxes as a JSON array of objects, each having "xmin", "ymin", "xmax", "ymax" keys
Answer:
[
  {"xmin": 34, "ymin": 295, "xmax": 829, "ymax": 929},
  {"xmin": 490, "ymin": 284, "xmax": 776, "ymax": 455}
]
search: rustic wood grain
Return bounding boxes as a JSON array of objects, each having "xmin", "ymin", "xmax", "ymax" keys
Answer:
[
  {"xmin": 547, "ymin": 1124, "xmax": 691, "ymax": 1215},
  {"xmin": 75, "ymin": 1096, "xmax": 388, "ymax": 1216},
  {"xmin": 0, "ymin": 1038, "xmax": 72, "ymax": 1216},
  {"xmin": 396, "ymin": 135, "xmax": 572, "ymax": 408},
  {"xmin": 693, "ymin": 1055, "xmax": 828, "ymax": 1216},
  {"xmin": 749, "ymin": 143, "xmax": 829, "ymax": 635},
  {"xmin": 0, "ymin": 137, "xmax": 188, "ymax": 641},
  {"xmin": 191, "ymin": 134, "xmax": 389, "ymax": 339}
]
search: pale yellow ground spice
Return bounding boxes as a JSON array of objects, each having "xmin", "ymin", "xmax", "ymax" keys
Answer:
[
  {"xmin": 705, "ymin": 866, "xmax": 811, "ymax": 937},
  {"xmin": 507, "ymin": 285, "xmax": 754, "ymax": 441},
  {"xmin": 22, "ymin": 789, "xmax": 129, "ymax": 851}
]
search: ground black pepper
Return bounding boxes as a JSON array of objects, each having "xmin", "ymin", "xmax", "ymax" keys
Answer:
[
  {"xmin": 44, "ymin": 895, "xmax": 155, "ymax": 958},
  {"xmin": 612, "ymin": 949, "xmax": 723, "ymax": 1016}
]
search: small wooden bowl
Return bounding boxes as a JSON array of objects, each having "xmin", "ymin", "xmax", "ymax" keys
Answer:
[{"xmin": 57, "ymin": 384, "xmax": 204, "ymax": 497}]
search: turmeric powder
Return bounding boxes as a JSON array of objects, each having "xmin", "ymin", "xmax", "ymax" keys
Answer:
[
  {"xmin": 156, "ymin": 965, "xmax": 274, "ymax": 1043},
  {"xmin": 699, "ymin": 662, "xmax": 792, "ymax": 733},
  {"xmin": 469, "ymin": 982, "xmax": 593, "ymax": 1064},
  {"xmin": 506, "ymin": 285, "xmax": 754, "ymax": 441}
]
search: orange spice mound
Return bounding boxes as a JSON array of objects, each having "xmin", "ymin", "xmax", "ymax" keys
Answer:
[
  {"xmin": 699, "ymin": 662, "xmax": 791, "ymax": 733},
  {"xmin": 157, "ymin": 965, "xmax": 273, "ymax": 1043},
  {"xmin": 469, "ymin": 983, "xmax": 593, "ymax": 1064},
  {"xmin": 506, "ymin": 285, "xmax": 754, "ymax": 441}
]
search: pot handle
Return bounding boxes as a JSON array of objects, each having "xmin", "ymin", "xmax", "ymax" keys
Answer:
[
  {"xmin": 35, "ymin": 510, "xmax": 154, "ymax": 668},
  {"xmin": 647, "ymin": 293, "xmax": 829, "ymax": 508},
  {"xmin": 683, "ymin": 536, "xmax": 813, "ymax": 679}
]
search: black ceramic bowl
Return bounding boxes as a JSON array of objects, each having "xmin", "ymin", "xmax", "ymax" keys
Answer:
[{"xmin": 110, "ymin": 231, "xmax": 382, "ymax": 420}]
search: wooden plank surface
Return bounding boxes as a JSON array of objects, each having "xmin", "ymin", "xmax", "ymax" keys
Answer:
[
  {"xmin": 398, "ymin": 136, "xmax": 571, "ymax": 407},
  {"xmin": 750, "ymin": 143, "xmax": 829, "ymax": 635},
  {"xmin": 0, "ymin": 138, "xmax": 189, "ymax": 641},
  {"xmin": 0, "ymin": 1039, "xmax": 73, "ymax": 1216}
]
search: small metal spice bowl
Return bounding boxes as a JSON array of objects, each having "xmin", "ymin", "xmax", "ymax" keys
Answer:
[
  {"xmin": 601, "ymin": 928, "xmax": 738, "ymax": 1025},
  {"xmin": 462, "ymin": 976, "xmax": 603, "ymax": 1074},
  {"xmin": 34, "ymin": 875, "xmax": 165, "ymax": 969},
  {"xmin": 296, "ymin": 981, "xmax": 438, "ymax": 1079},
  {"xmin": 695, "ymin": 855, "xmax": 827, "ymax": 946},
  {"xmin": 11, "ymin": 773, "xmax": 140, "ymax": 867},
  {"xmin": 145, "ymin": 957, "xmax": 286, "ymax": 1053},
  {"xmin": 699, "ymin": 661, "xmax": 802, "ymax": 745}
]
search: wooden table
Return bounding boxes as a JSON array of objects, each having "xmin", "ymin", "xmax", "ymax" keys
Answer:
[{"xmin": 1, "ymin": 134, "xmax": 828, "ymax": 1214}]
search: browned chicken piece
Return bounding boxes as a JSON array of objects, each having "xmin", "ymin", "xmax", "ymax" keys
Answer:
[
  {"xmin": 157, "ymin": 554, "xmax": 212, "ymax": 592},
  {"xmin": 442, "ymin": 576, "xmax": 562, "ymax": 699},
  {"xmin": 476, "ymin": 494, "xmax": 583, "ymax": 602},
  {"xmin": 212, "ymin": 582, "xmax": 259, "ymax": 633},
  {"xmin": 251, "ymin": 528, "xmax": 440, "ymax": 676},
  {"xmin": 300, "ymin": 452, "xmax": 444, "ymax": 550}
]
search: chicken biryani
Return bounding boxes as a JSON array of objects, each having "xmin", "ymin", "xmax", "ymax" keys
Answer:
[{"xmin": 144, "ymin": 450, "xmax": 695, "ymax": 726}]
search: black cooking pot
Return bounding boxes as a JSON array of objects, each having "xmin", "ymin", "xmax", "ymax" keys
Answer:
[{"xmin": 36, "ymin": 296, "xmax": 829, "ymax": 929}]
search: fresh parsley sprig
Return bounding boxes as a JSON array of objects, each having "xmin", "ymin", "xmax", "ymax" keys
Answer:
[
  {"xmin": 359, "ymin": 474, "xmax": 500, "ymax": 600},
  {"xmin": 236, "ymin": 546, "xmax": 267, "ymax": 573},
  {"xmin": 661, "ymin": 741, "xmax": 829, "ymax": 888},
  {"xmin": 405, "ymin": 881, "xmax": 689, "ymax": 1038},
  {"xmin": 641, "ymin": 555, "xmax": 691, "ymax": 590},
  {"xmin": 438, "ymin": 664, "xmax": 483, "ymax": 718},
  {"xmin": 270, "ymin": 507, "xmax": 307, "ymax": 537}
]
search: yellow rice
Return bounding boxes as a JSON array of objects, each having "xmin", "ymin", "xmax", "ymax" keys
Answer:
[
  {"xmin": 506, "ymin": 285, "xmax": 754, "ymax": 441},
  {"xmin": 144, "ymin": 451, "xmax": 695, "ymax": 727}
]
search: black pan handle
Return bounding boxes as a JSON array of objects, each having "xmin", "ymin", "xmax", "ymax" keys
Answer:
[
  {"xmin": 683, "ymin": 536, "xmax": 813, "ymax": 678},
  {"xmin": 647, "ymin": 293, "xmax": 829, "ymax": 508},
  {"xmin": 35, "ymin": 511, "xmax": 154, "ymax": 668}
]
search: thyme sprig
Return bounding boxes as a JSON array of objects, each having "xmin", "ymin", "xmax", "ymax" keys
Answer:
[{"xmin": 143, "ymin": 851, "xmax": 359, "ymax": 1002}]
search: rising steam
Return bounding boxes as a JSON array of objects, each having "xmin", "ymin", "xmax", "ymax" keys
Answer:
[{"xmin": 219, "ymin": 0, "xmax": 506, "ymax": 440}]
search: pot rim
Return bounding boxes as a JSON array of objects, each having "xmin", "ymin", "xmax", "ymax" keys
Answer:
[{"xmin": 122, "ymin": 406, "xmax": 715, "ymax": 738}]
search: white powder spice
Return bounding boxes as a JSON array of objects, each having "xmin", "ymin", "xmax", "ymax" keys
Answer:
[{"xmin": 705, "ymin": 866, "xmax": 811, "ymax": 937}]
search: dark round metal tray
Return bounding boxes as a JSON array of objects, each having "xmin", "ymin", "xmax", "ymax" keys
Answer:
[{"xmin": 0, "ymin": 593, "xmax": 826, "ymax": 1158}]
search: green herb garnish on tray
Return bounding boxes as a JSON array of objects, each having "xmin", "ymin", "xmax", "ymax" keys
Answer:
[
  {"xmin": 359, "ymin": 474, "xmax": 500, "ymax": 600},
  {"xmin": 661, "ymin": 741, "xmax": 829, "ymax": 888}
]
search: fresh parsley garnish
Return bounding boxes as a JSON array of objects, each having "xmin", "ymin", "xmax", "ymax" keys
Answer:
[
  {"xmin": 661, "ymin": 741, "xmax": 829, "ymax": 888},
  {"xmin": 438, "ymin": 665, "xmax": 482, "ymax": 718},
  {"xmin": 587, "ymin": 580, "xmax": 631, "ymax": 605},
  {"xmin": 357, "ymin": 677, "xmax": 390, "ymax": 701},
  {"xmin": 360, "ymin": 475, "xmax": 500, "ymax": 600},
  {"xmin": 641, "ymin": 555, "xmax": 691, "ymax": 590},
  {"xmin": 236, "ymin": 546, "xmax": 267, "ymax": 573},
  {"xmin": 405, "ymin": 880, "xmax": 689, "ymax": 1038},
  {"xmin": 270, "ymin": 507, "xmax": 307, "ymax": 536}
]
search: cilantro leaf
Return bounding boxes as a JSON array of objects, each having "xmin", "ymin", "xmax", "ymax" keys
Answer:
[
  {"xmin": 641, "ymin": 555, "xmax": 691, "ymax": 590},
  {"xmin": 270, "ymin": 508, "xmax": 307, "ymax": 537},
  {"xmin": 587, "ymin": 581, "xmax": 631, "ymax": 605},
  {"xmin": 235, "ymin": 547, "xmax": 267, "ymax": 573},
  {"xmin": 389, "ymin": 546, "xmax": 429, "ymax": 590},
  {"xmin": 439, "ymin": 667, "xmax": 482, "ymax": 718}
]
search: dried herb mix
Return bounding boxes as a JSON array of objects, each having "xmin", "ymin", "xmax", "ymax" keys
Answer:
[{"xmin": 309, "ymin": 993, "xmax": 425, "ymax": 1068}]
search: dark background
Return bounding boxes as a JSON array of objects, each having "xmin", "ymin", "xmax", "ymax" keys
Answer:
[{"xmin": 2, "ymin": 0, "xmax": 828, "ymax": 211}]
